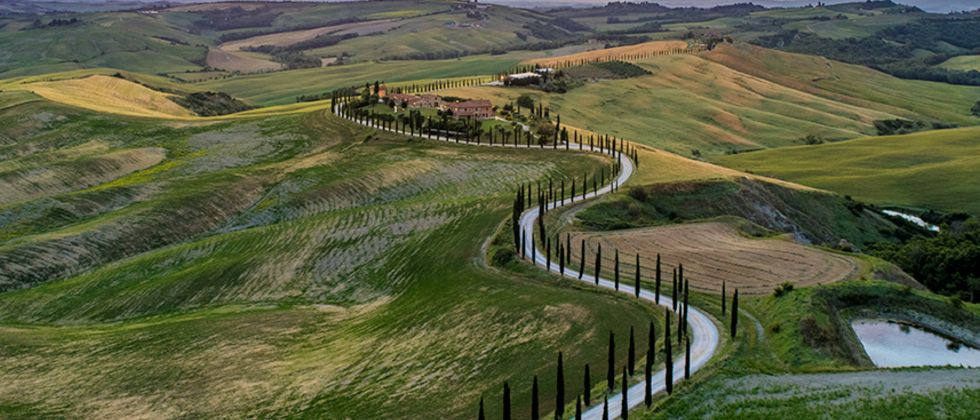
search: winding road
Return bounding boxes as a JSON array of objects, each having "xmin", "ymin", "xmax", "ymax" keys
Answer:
[{"xmin": 334, "ymin": 103, "xmax": 720, "ymax": 419}]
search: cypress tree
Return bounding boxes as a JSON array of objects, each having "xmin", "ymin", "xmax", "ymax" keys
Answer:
[
  {"xmin": 627, "ymin": 326, "xmax": 636, "ymax": 376},
  {"xmin": 532, "ymin": 375, "xmax": 539, "ymax": 420},
  {"xmin": 665, "ymin": 309, "xmax": 673, "ymax": 395},
  {"xmin": 556, "ymin": 352, "xmax": 565, "ymax": 419},
  {"xmin": 721, "ymin": 281, "xmax": 726, "ymax": 316},
  {"xmin": 731, "ymin": 289, "xmax": 739, "ymax": 338},
  {"xmin": 503, "ymin": 382, "xmax": 512, "ymax": 420},
  {"xmin": 479, "ymin": 396, "xmax": 485, "ymax": 420},
  {"xmin": 678, "ymin": 308, "xmax": 683, "ymax": 344},
  {"xmin": 583, "ymin": 364, "xmax": 591, "ymax": 405},
  {"xmin": 672, "ymin": 268, "xmax": 678, "ymax": 312},
  {"xmin": 645, "ymin": 331, "xmax": 653, "ymax": 407},
  {"xmin": 594, "ymin": 244, "xmax": 602, "ymax": 286},
  {"xmin": 607, "ymin": 331, "xmax": 615, "ymax": 390},
  {"xmin": 614, "ymin": 249, "xmax": 620, "ymax": 291},
  {"xmin": 559, "ymin": 243, "xmax": 565, "ymax": 275},
  {"xmin": 546, "ymin": 238, "xmax": 551, "ymax": 270},
  {"xmin": 655, "ymin": 254, "xmax": 661, "ymax": 304},
  {"xmin": 621, "ymin": 367, "xmax": 629, "ymax": 420},
  {"xmin": 684, "ymin": 337, "xmax": 691, "ymax": 380},
  {"xmin": 602, "ymin": 396, "xmax": 608, "ymax": 420},
  {"xmin": 683, "ymin": 279, "xmax": 689, "ymax": 338},
  {"xmin": 575, "ymin": 396, "xmax": 582, "ymax": 420},
  {"xmin": 578, "ymin": 239, "xmax": 585, "ymax": 280},
  {"xmin": 634, "ymin": 253, "xmax": 641, "ymax": 298}
]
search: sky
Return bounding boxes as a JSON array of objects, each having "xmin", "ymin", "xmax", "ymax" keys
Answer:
[{"xmin": 483, "ymin": 0, "xmax": 980, "ymax": 13}]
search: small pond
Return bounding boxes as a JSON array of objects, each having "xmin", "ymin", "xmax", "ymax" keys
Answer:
[{"xmin": 851, "ymin": 319, "xmax": 980, "ymax": 368}]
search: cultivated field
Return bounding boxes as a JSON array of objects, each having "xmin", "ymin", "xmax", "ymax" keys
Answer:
[
  {"xmin": 205, "ymin": 48, "xmax": 282, "ymax": 73},
  {"xmin": 20, "ymin": 75, "xmax": 195, "ymax": 118},
  {"xmin": 220, "ymin": 19, "xmax": 400, "ymax": 51},
  {"xmin": 568, "ymin": 222, "xmax": 858, "ymax": 295},
  {"xmin": 718, "ymin": 125, "xmax": 980, "ymax": 215},
  {"xmin": 521, "ymin": 40, "xmax": 690, "ymax": 67}
]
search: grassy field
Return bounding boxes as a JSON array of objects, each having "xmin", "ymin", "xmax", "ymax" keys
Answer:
[
  {"xmin": 717, "ymin": 126, "xmax": 980, "ymax": 215},
  {"xmin": 635, "ymin": 280, "xmax": 980, "ymax": 418},
  {"xmin": 939, "ymin": 55, "xmax": 980, "ymax": 72},
  {"xmin": 441, "ymin": 43, "xmax": 979, "ymax": 157},
  {"xmin": 197, "ymin": 56, "xmax": 514, "ymax": 105},
  {"xmin": 0, "ymin": 94, "xmax": 668, "ymax": 418},
  {"xmin": 20, "ymin": 75, "xmax": 196, "ymax": 118}
]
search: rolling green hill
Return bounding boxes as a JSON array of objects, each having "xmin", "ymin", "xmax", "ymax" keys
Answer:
[
  {"xmin": 441, "ymin": 43, "xmax": 980, "ymax": 157},
  {"xmin": 717, "ymin": 126, "xmax": 980, "ymax": 215},
  {"xmin": 0, "ymin": 95, "xmax": 659, "ymax": 418}
]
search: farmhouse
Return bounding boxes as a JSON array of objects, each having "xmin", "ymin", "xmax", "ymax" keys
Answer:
[{"xmin": 445, "ymin": 100, "xmax": 493, "ymax": 119}]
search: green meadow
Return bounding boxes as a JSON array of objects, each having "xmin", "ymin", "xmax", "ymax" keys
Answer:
[{"xmin": 717, "ymin": 126, "xmax": 980, "ymax": 215}]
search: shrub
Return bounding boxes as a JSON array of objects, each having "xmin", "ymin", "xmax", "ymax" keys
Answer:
[
  {"xmin": 628, "ymin": 186, "xmax": 648, "ymax": 202},
  {"xmin": 774, "ymin": 282, "xmax": 794, "ymax": 297}
]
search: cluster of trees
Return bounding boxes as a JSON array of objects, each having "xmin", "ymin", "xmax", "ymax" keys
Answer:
[
  {"xmin": 753, "ymin": 16, "xmax": 980, "ymax": 86},
  {"xmin": 244, "ymin": 33, "xmax": 358, "ymax": 55},
  {"xmin": 191, "ymin": 6, "xmax": 282, "ymax": 31},
  {"xmin": 873, "ymin": 119, "xmax": 957, "ymax": 136},
  {"xmin": 170, "ymin": 91, "xmax": 254, "ymax": 117},
  {"xmin": 28, "ymin": 18, "xmax": 80, "ymax": 29},
  {"xmin": 870, "ymin": 218, "xmax": 980, "ymax": 302}
]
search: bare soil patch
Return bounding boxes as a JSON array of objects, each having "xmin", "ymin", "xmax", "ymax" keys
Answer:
[{"xmin": 206, "ymin": 49, "xmax": 280, "ymax": 74}]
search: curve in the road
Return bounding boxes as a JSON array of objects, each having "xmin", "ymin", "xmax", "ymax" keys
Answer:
[{"xmin": 333, "ymin": 102, "xmax": 720, "ymax": 419}]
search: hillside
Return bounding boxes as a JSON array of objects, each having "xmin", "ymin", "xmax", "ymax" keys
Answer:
[
  {"xmin": 717, "ymin": 125, "xmax": 980, "ymax": 215},
  {"xmin": 0, "ymin": 96, "xmax": 659, "ymax": 418},
  {"xmin": 441, "ymin": 43, "xmax": 979, "ymax": 157}
]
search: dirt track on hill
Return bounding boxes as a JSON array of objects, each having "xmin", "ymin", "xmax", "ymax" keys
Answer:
[{"xmin": 569, "ymin": 222, "xmax": 859, "ymax": 295}]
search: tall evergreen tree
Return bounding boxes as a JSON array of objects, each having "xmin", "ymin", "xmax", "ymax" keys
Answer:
[
  {"xmin": 607, "ymin": 331, "xmax": 615, "ymax": 390},
  {"xmin": 634, "ymin": 253, "xmax": 641, "ymax": 298},
  {"xmin": 583, "ymin": 364, "xmax": 591, "ymax": 405},
  {"xmin": 672, "ymin": 268, "xmax": 678, "ymax": 311},
  {"xmin": 721, "ymin": 281, "xmax": 726, "ymax": 316},
  {"xmin": 665, "ymin": 309, "xmax": 673, "ymax": 395},
  {"xmin": 683, "ymin": 279, "xmax": 689, "ymax": 338},
  {"xmin": 628, "ymin": 326, "xmax": 636, "ymax": 376},
  {"xmin": 532, "ymin": 375, "xmax": 539, "ymax": 420},
  {"xmin": 503, "ymin": 382, "xmax": 512, "ymax": 420},
  {"xmin": 645, "ymin": 326, "xmax": 653, "ymax": 407},
  {"xmin": 479, "ymin": 397, "xmax": 485, "ymax": 420},
  {"xmin": 621, "ymin": 366, "xmax": 629, "ymax": 420},
  {"xmin": 602, "ymin": 396, "xmax": 608, "ymax": 420},
  {"xmin": 575, "ymin": 396, "xmax": 582, "ymax": 420},
  {"xmin": 655, "ymin": 254, "xmax": 661, "ymax": 304},
  {"xmin": 594, "ymin": 244, "xmax": 602, "ymax": 286},
  {"xmin": 685, "ymin": 337, "xmax": 691, "ymax": 380},
  {"xmin": 731, "ymin": 289, "xmax": 739, "ymax": 338},
  {"xmin": 556, "ymin": 352, "xmax": 565, "ymax": 419},
  {"xmin": 614, "ymin": 249, "xmax": 620, "ymax": 291},
  {"xmin": 578, "ymin": 239, "xmax": 586, "ymax": 280}
]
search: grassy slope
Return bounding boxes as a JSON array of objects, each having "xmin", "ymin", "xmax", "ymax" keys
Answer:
[
  {"xmin": 197, "ymin": 56, "xmax": 515, "ymax": 105},
  {"xmin": 0, "ymin": 12, "xmax": 209, "ymax": 79},
  {"xmin": 0, "ymin": 97, "xmax": 661, "ymax": 418},
  {"xmin": 939, "ymin": 55, "xmax": 980, "ymax": 72},
  {"xmin": 441, "ymin": 43, "xmax": 978, "ymax": 157},
  {"xmin": 717, "ymin": 126, "xmax": 980, "ymax": 215}
]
